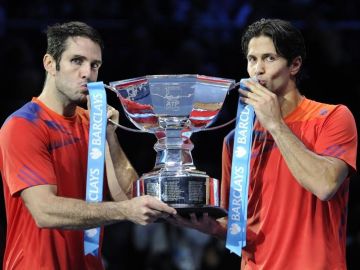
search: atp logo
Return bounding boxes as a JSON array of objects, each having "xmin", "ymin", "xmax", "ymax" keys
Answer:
[
  {"xmin": 85, "ymin": 228, "xmax": 98, "ymax": 238},
  {"xmin": 230, "ymin": 223, "xmax": 241, "ymax": 235},
  {"xmin": 235, "ymin": 146, "xmax": 247, "ymax": 158},
  {"xmin": 90, "ymin": 147, "xmax": 102, "ymax": 160}
]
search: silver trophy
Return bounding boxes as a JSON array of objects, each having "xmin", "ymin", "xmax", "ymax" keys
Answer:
[{"xmin": 108, "ymin": 75, "xmax": 235, "ymax": 218}]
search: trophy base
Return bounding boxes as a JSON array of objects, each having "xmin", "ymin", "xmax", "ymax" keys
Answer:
[
  {"xmin": 133, "ymin": 171, "xmax": 228, "ymax": 220},
  {"xmin": 155, "ymin": 206, "xmax": 227, "ymax": 223},
  {"xmin": 175, "ymin": 205, "xmax": 227, "ymax": 219}
]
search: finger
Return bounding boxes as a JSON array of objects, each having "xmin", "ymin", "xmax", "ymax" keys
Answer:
[
  {"xmin": 166, "ymin": 216, "xmax": 180, "ymax": 226},
  {"xmin": 201, "ymin": 212, "xmax": 211, "ymax": 224},
  {"xmin": 141, "ymin": 216, "xmax": 157, "ymax": 225},
  {"xmin": 189, "ymin": 213, "xmax": 199, "ymax": 224},
  {"xmin": 157, "ymin": 212, "xmax": 170, "ymax": 220},
  {"xmin": 148, "ymin": 209, "xmax": 167, "ymax": 218},
  {"xmin": 242, "ymin": 79, "xmax": 269, "ymax": 97},
  {"xmin": 148, "ymin": 198, "xmax": 177, "ymax": 215},
  {"xmin": 107, "ymin": 105, "xmax": 115, "ymax": 111},
  {"xmin": 238, "ymin": 88, "xmax": 250, "ymax": 97},
  {"xmin": 173, "ymin": 214, "xmax": 193, "ymax": 227},
  {"xmin": 141, "ymin": 209, "xmax": 164, "ymax": 224},
  {"xmin": 173, "ymin": 214, "xmax": 183, "ymax": 220},
  {"xmin": 242, "ymin": 78, "xmax": 260, "ymax": 89},
  {"xmin": 161, "ymin": 204, "xmax": 177, "ymax": 215},
  {"xmin": 240, "ymin": 96, "xmax": 256, "ymax": 107},
  {"xmin": 106, "ymin": 106, "xmax": 116, "ymax": 118},
  {"xmin": 239, "ymin": 89, "xmax": 261, "ymax": 102},
  {"xmin": 173, "ymin": 214, "xmax": 190, "ymax": 223}
]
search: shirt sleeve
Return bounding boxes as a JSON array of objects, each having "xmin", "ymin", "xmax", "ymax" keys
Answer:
[
  {"xmin": 314, "ymin": 105, "xmax": 357, "ymax": 172},
  {"xmin": 1, "ymin": 117, "xmax": 57, "ymax": 196}
]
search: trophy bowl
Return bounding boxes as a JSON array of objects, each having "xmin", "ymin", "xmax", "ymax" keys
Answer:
[{"xmin": 109, "ymin": 74, "xmax": 235, "ymax": 219}]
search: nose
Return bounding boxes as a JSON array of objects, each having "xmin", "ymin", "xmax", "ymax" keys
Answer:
[
  {"xmin": 80, "ymin": 63, "xmax": 92, "ymax": 79},
  {"xmin": 254, "ymin": 60, "xmax": 265, "ymax": 75}
]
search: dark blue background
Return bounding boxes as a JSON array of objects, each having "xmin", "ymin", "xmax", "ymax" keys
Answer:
[{"xmin": 0, "ymin": 1, "xmax": 359, "ymax": 269}]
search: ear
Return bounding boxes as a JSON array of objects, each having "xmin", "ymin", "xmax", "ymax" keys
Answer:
[
  {"xmin": 43, "ymin": 54, "xmax": 56, "ymax": 76},
  {"xmin": 289, "ymin": 56, "xmax": 302, "ymax": 76}
]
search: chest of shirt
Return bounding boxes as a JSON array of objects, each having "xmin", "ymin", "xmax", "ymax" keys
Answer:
[{"xmin": 44, "ymin": 120, "xmax": 90, "ymax": 196}]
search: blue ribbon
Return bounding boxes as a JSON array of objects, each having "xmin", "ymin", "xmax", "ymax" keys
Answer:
[
  {"xmin": 225, "ymin": 80, "xmax": 255, "ymax": 256},
  {"xmin": 84, "ymin": 82, "xmax": 107, "ymax": 256}
]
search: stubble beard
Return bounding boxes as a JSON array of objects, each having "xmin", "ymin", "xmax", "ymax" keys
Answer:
[{"xmin": 56, "ymin": 81, "xmax": 86, "ymax": 107}]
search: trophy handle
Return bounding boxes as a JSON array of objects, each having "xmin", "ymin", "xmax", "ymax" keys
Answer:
[
  {"xmin": 200, "ymin": 117, "xmax": 236, "ymax": 132},
  {"xmin": 108, "ymin": 119, "xmax": 147, "ymax": 133}
]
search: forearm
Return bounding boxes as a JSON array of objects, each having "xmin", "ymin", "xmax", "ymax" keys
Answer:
[
  {"xmin": 270, "ymin": 121, "xmax": 348, "ymax": 200},
  {"xmin": 106, "ymin": 142, "xmax": 131, "ymax": 201},
  {"xmin": 25, "ymin": 192, "xmax": 128, "ymax": 229},
  {"xmin": 106, "ymin": 132, "xmax": 138, "ymax": 200},
  {"xmin": 23, "ymin": 183, "xmax": 177, "ymax": 229}
]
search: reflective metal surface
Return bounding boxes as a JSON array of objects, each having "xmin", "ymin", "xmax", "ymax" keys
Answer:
[{"xmin": 110, "ymin": 75, "xmax": 234, "ymax": 217}]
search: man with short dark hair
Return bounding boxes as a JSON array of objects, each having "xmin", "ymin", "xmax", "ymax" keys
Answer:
[
  {"xmin": 170, "ymin": 18, "xmax": 357, "ymax": 270},
  {"xmin": 0, "ymin": 21, "xmax": 176, "ymax": 270}
]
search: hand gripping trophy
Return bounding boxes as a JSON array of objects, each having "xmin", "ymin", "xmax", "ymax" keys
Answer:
[{"xmin": 101, "ymin": 74, "xmax": 235, "ymax": 218}]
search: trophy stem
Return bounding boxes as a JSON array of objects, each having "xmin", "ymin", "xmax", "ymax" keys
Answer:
[{"xmin": 153, "ymin": 129, "xmax": 195, "ymax": 170}]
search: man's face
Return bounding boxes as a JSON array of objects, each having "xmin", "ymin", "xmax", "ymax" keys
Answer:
[
  {"xmin": 246, "ymin": 35, "xmax": 292, "ymax": 94},
  {"xmin": 54, "ymin": 36, "xmax": 102, "ymax": 105}
]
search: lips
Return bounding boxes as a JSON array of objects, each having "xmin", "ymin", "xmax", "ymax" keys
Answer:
[
  {"xmin": 257, "ymin": 80, "xmax": 267, "ymax": 86},
  {"xmin": 79, "ymin": 85, "xmax": 89, "ymax": 96},
  {"xmin": 80, "ymin": 82, "xmax": 88, "ymax": 90}
]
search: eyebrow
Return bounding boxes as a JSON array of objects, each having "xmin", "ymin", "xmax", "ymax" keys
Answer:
[
  {"xmin": 92, "ymin": 59, "xmax": 103, "ymax": 66},
  {"xmin": 247, "ymin": 53, "xmax": 278, "ymax": 59}
]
